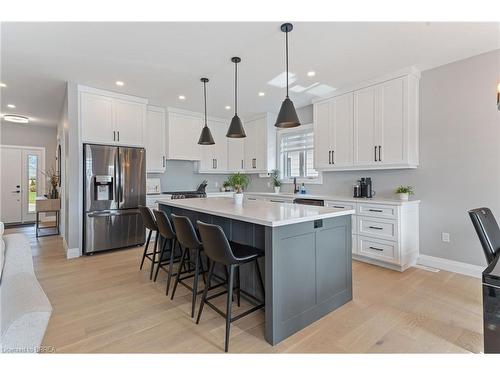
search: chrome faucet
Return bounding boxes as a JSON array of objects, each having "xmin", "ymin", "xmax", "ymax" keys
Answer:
[{"xmin": 293, "ymin": 177, "xmax": 299, "ymax": 194}]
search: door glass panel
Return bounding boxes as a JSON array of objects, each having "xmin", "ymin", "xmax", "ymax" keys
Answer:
[{"xmin": 27, "ymin": 154, "xmax": 38, "ymax": 213}]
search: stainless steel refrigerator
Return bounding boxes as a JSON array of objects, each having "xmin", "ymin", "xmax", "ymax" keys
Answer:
[{"xmin": 83, "ymin": 144, "xmax": 146, "ymax": 254}]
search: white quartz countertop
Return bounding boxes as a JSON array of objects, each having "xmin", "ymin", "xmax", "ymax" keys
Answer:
[
  {"xmin": 245, "ymin": 192, "xmax": 420, "ymax": 205},
  {"xmin": 156, "ymin": 197, "xmax": 354, "ymax": 227}
]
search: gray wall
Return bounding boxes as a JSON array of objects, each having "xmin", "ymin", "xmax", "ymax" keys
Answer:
[
  {"xmin": 148, "ymin": 160, "xmax": 231, "ymax": 192},
  {"xmin": 0, "ymin": 123, "xmax": 57, "ymax": 174},
  {"xmin": 248, "ymin": 49, "xmax": 500, "ymax": 267}
]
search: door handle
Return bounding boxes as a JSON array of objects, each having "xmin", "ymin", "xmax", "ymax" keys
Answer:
[
  {"xmin": 241, "ymin": 160, "xmax": 243, "ymax": 169},
  {"xmin": 378, "ymin": 146, "xmax": 381, "ymax": 162},
  {"xmin": 215, "ymin": 159, "xmax": 217, "ymax": 169},
  {"xmin": 369, "ymin": 246, "xmax": 384, "ymax": 252},
  {"xmin": 12, "ymin": 190, "xmax": 20, "ymax": 193},
  {"xmin": 162, "ymin": 156, "xmax": 165, "ymax": 168}
]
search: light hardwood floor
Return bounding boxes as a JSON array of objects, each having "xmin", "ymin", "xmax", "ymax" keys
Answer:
[{"xmin": 5, "ymin": 225, "xmax": 483, "ymax": 353}]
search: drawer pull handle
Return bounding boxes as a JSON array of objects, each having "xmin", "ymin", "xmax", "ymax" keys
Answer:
[
  {"xmin": 368, "ymin": 226, "xmax": 383, "ymax": 230},
  {"xmin": 333, "ymin": 205, "xmax": 345, "ymax": 208},
  {"xmin": 369, "ymin": 246, "xmax": 384, "ymax": 251},
  {"xmin": 368, "ymin": 209, "xmax": 383, "ymax": 212}
]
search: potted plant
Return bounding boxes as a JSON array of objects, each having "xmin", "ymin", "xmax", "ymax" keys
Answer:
[
  {"xmin": 270, "ymin": 169, "xmax": 282, "ymax": 194},
  {"xmin": 227, "ymin": 172, "xmax": 249, "ymax": 205},
  {"xmin": 394, "ymin": 185, "xmax": 414, "ymax": 201},
  {"xmin": 222, "ymin": 180, "xmax": 232, "ymax": 192}
]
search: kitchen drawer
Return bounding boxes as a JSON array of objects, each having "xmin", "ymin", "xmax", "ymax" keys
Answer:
[
  {"xmin": 325, "ymin": 200, "xmax": 357, "ymax": 234},
  {"xmin": 357, "ymin": 203, "xmax": 398, "ymax": 220},
  {"xmin": 245, "ymin": 195, "xmax": 265, "ymax": 202},
  {"xmin": 268, "ymin": 198, "xmax": 293, "ymax": 204},
  {"xmin": 357, "ymin": 216, "xmax": 397, "ymax": 241},
  {"xmin": 358, "ymin": 236, "xmax": 399, "ymax": 264}
]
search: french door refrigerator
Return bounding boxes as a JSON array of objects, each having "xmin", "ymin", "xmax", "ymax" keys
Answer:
[{"xmin": 83, "ymin": 144, "xmax": 146, "ymax": 254}]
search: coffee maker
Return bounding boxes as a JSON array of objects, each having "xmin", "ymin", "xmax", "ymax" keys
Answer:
[{"xmin": 354, "ymin": 177, "xmax": 374, "ymax": 198}]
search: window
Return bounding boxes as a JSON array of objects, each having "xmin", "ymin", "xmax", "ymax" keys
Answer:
[{"xmin": 277, "ymin": 124, "xmax": 321, "ymax": 183}]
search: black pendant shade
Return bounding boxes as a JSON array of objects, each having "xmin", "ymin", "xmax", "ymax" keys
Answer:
[
  {"xmin": 198, "ymin": 77, "xmax": 215, "ymax": 145},
  {"xmin": 226, "ymin": 57, "xmax": 246, "ymax": 138},
  {"xmin": 275, "ymin": 23, "xmax": 300, "ymax": 128}
]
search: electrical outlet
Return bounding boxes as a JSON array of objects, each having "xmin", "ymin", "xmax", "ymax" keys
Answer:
[
  {"xmin": 214, "ymin": 181, "xmax": 219, "ymax": 188},
  {"xmin": 441, "ymin": 232, "xmax": 450, "ymax": 243},
  {"xmin": 267, "ymin": 181, "xmax": 271, "ymax": 188}
]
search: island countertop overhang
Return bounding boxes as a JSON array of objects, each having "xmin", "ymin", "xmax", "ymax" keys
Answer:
[{"xmin": 156, "ymin": 197, "xmax": 354, "ymax": 227}]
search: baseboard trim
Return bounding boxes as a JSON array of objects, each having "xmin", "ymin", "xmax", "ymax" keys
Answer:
[
  {"xmin": 417, "ymin": 254, "xmax": 484, "ymax": 279},
  {"xmin": 66, "ymin": 247, "xmax": 81, "ymax": 259}
]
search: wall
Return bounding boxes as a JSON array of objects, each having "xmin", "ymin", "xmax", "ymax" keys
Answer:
[
  {"xmin": 0, "ymin": 123, "xmax": 57, "ymax": 173},
  {"xmin": 248, "ymin": 49, "xmax": 500, "ymax": 267},
  {"xmin": 148, "ymin": 160, "xmax": 231, "ymax": 192}
]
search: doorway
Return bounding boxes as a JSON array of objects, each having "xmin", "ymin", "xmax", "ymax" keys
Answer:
[{"xmin": 1, "ymin": 145, "xmax": 45, "ymax": 224}]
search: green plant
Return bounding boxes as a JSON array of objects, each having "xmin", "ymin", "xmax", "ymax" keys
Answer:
[
  {"xmin": 227, "ymin": 172, "xmax": 249, "ymax": 193},
  {"xmin": 270, "ymin": 169, "xmax": 281, "ymax": 187},
  {"xmin": 395, "ymin": 185, "xmax": 415, "ymax": 195}
]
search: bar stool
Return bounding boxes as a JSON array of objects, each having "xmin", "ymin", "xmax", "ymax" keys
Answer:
[
  {"xmin": 169, "ymin": 214, "xmax": 210, "ymax": 318},
  {"xmin": 138, "ymin": 205, "xmax": 160, "ymax": 280},
  {"xmin": 152, "ymin": 209, "xmax": 182, "ymax": 294},
  {"xmin": 196, "ymin": 220, "xmax": 265, "ymax": 352}
]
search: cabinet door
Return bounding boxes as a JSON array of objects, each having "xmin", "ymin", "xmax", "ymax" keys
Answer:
[
  {"xmin": 354, "ymin": 86, "xmax": 378, "ymax": 166},
  {"xmin": 227, "ymin": 138, "xmax": 245, "ymax": 172},
  {"xmin": 145, "ymin": 108, "xmax": 166, "ymax": 173},
  {"xmin": 167, "ymin": 112, "xmax": 202, "ymax": 160},
  {"xmin": 114, "ymin": 99, "xmax": 146, "ymax": 146},
  {"xmin": 331, "ymin": 93, "xmax": 354, "ymax": 167},
  {"xmin": 244, "ymin": 119, "xmax": 258, "ymax": 171},
  {"xmin": 377, "ymin": 77, "xmax": 406, "ymax": 165},
  {"xmin": 80, "ymin": 92, "xmax": 114, "ymax": 143},
  {"xmin": 199, "ymin": 120, "xmax": 228, "ymax": 172},
  {"xmin": 313, "ymin": 101, "xmax": 331, "ymax": 170}
]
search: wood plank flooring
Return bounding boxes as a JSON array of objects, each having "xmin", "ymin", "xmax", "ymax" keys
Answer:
[{"xmin": 5, "ymin": 225, "xmax": 484, "ymax": 353}]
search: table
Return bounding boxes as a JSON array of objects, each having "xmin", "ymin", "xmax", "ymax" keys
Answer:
[{"xmin": 35, "ymin": 197, "xmax": 61, "ymax": 237}]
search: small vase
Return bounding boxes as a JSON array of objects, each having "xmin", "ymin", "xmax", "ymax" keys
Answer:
[
  {"xmin": 398, "ymin": 193, "xmax": 409, "ymax": 201},
  {"xmin": 274, "ymin": 186, "xmax": 280, "ymax": 194},
  {"xmin": 234, "ymin": 192, "xmax": 244, "ymax": 205}
]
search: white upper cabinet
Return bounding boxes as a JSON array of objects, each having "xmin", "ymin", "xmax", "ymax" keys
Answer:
[
  {"xmin": 314, "ymin": 92, "xmax": 354, "ymax": 170},
  {"xmin": 199, "ymin": 119, "xmax": 228, "ymax": 173},
  {"xmin": 314, "ymin": 68, "xmax": 419, "ymax": 171},
  {"xmin": 145, "ymin": 106, "xmax": 166, "ymax": 173},
  {"xmin": 243, "ymin": 113, "xmax": 276, "ymax": 173},
  {"xmin": 166, "ymin": 109, "xmax": 202, "ymax": 161},
  {"xmin": 79, "ymin": 85, "xmax": 147, "ymax": 147},
  {"xmin": 227, "ymin": 138, "xmax": 245, "ymax": 172}
]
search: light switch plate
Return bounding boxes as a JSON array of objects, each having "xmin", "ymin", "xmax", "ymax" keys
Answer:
[{"xmin": 441, "ymin": 232, "xmax": 450, "ymax": 242}]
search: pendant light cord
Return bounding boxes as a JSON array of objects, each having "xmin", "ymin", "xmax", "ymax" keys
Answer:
[
  {"xmin": 203, "ymin": 80, "xmax": 207, "ymax": 126},
  {"xmin": 234, "ymin": 61, "xmax": 238, "ymax": 114},
  {"xmin": 285, "ymin": 29, "xmax": 289, "ymax": 98}
]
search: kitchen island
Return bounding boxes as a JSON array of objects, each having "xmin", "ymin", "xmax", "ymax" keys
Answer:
[{"xmin": 157, "ymin": 197, "xmax": 354, "ymax": 345}]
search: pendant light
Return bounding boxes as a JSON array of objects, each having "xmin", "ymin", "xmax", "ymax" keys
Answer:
[
  {"xmin": 275, "ymin": 23, "xmax": 300, "ymax": 128},
  {"xmin": 226, "ymin": 57, "xmax": 246, "ymax": 138},
  {"xmin": 198, "ymin": 77, "xmax": 215, "ymax": 145}
]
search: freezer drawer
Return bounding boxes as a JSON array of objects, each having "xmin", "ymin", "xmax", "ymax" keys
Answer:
[{"xmin": 84, "ymin": 209, "xmax": 145, "ymax": 253}]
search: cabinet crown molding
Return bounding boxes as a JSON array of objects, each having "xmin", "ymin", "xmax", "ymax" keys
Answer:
[{"xmin": 77, "ymin": 84, "xmax": 148, "ymax": 104}]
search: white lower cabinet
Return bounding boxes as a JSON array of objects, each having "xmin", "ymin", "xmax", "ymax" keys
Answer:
[{"xmin": 325, "ymin": 199, "xmax": 419, "ymax": 271}]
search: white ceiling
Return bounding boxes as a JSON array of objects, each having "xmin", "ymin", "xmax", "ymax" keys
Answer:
[{"xmin": 1, "ymin": 22, "xmax": 499, "ymax": 127}]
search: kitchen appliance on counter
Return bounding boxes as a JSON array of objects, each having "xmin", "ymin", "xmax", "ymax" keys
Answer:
[
  {"xmin": 354, "ymin": 177, "xmax": 375, "ymax": 198},
  {"xmin": 83, "ymin": 144, "xmax": 146, "ymax": 254},
  {"xmin": 469, "ymin": 207, "xmax": 500, "ymax": 353},
  {"xmin": 164, "ymin": 180, "xmax": 208, "ymax": 199}
]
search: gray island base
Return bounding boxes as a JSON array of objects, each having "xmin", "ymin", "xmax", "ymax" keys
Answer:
[{"xmin": 158, "ymin": 197, "xmax": 353, "ymax": 345}]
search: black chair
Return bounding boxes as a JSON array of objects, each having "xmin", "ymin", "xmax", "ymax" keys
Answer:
[
  {"xmin": 169, "ymin": 214, "xmax": 211, "ymax": 318},
  {"xmin": 196, "ymin": 220, "xmax": 265, "ymax": 352},
  {"xmin": 152, "ymin": 210, "xmax": 183, "ymax": 294},
  {"xmin": 139, "ymin": 205, "xmax": 160, "ymax": 280},
  {"xmin": 469, "ymin": 207, "xmax": 500, "ymax": 264}
]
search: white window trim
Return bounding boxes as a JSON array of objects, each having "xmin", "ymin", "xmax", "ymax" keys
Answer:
[{"xmin": 276, "ymin": 123, "xmax": 323, "ymax": 185}]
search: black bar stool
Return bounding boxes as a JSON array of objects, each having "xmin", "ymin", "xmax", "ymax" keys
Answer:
[
  {"xmin": 169, "ymin": 214, "xmax": 211, "ymax": 318},
  {"xmin": 139, "ymin": 205, "xmax": 160, "ymax": 280},
  {"xmin": 152, "ymin": 210, "xmax": 184, "ymax": 294},
  {"xmin": 196, "ymin": 220, "xmax": 265, "ymax": 352}
]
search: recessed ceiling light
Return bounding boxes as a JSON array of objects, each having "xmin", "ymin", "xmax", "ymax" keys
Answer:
[
  {"xmin": 178, "ymin": 95, "xmax": 186, "ymax": 100},
  {"xmin": 225, "ymin": 106, "xmax": 231, "ymax": 110},
  {"xmin": 3, "ymin": 114, "xmax": 29, "ymax": 124},
  {"xmin": 258, "ymin": 92, "xmax": 265, "ymax": 97},
  {"xmin": 0, "ymin": 82, "xmax": 6, "ymax": 88},
  {"xmin": 307, "ymin": 71, "xmax": 316, "ymax": 77},
  {"xmin": 115, "ymin": 81, "xmax": 125, "ymax": 86},
  {"xmin": 7, "ymin": 104, "xmax": 16, "ymax": 108}
]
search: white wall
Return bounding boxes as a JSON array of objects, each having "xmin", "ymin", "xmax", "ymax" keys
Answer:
[{"xmin": 248, "ymin": 49, "xmax": 500, "ymax": 267}]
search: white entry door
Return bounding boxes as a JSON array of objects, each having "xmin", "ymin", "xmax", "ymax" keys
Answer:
[{"xmin": 0, "ymin": 146, "xmax": 45, "ymax": 224}]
